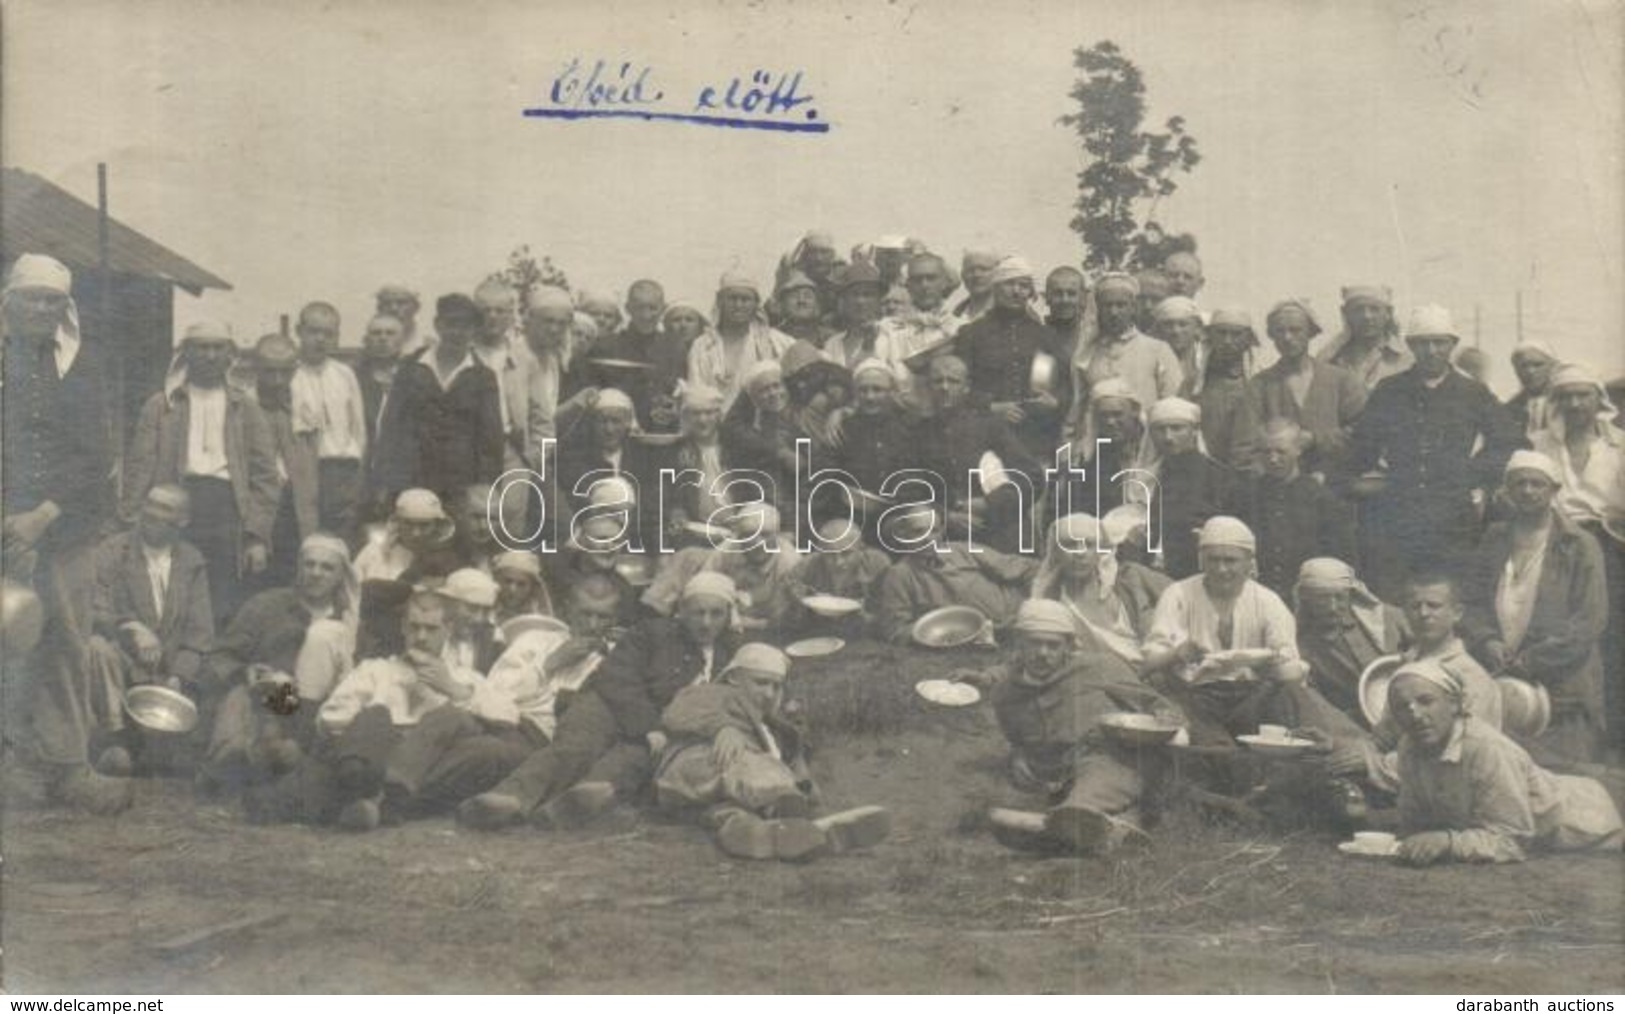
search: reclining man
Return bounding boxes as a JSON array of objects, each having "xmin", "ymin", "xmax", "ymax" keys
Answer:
[{"xmin": 655, "ymin": 642, "xmax": 891, "ymax": 861}]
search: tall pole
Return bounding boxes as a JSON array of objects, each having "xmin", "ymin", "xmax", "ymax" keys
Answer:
[
  {"xmin": 98, "ymin": 162, "xmax": 123, "ymax": 501},
  {"xmin": 1515, "ymin": 289, "xmax": 1524, "ymax": 344},
  {"xmin": 1473, "ymin": 303, "xmax": 1481, "ymax": 347}
]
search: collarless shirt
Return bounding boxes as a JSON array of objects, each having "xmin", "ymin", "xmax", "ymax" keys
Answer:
[{"xmin": 183, "ymin": 384, "xmax": 231, "ymax": 478}]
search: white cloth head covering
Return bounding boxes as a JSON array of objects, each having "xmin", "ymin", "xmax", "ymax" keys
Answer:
[
  {"xmin": 594, "ymin": 388, "xmax": 635, "ymax": 416},
  {"xmin": 394, "ymin": 488, "xmax": 449, "ymax": 521},
  {"xmin": 740, "ymin": 358, "xmax": 783, "ymax": 394},
  {"xmin": 586, "ymin": 475, "xmax": 637, "ymax": 508},
  {"xmin": 529, "ymin": 285, "xmax": 575, "ymax": 312},
  {"xmin": 721, "ymin": 642, "xmax": 790, "ymax": 681},
  {"xmin": 297, "ymin": 532, "xmax": 361, "ymax": 632},
  {"xmin": 1265, "ymin": 298, "xmax": 1323, "ymax": 337},
  {"xmin": 1293, "ymin": 557, "xmax": 1388, "ymax": 648},
  {"xmin": 1148, "ymin": 397, "xmax": 1202, "ymax": 426},
  {"xmin": 1198, "ymin": 515, "xmax": 1256, "ymax": 553},
  {"xmin": 682, "ymin": 570, "xmax": 739, "ymax": 605},
  {"xmin": 717, "ymin": 271, "xmax": 762, "ymax": 298},
  {"xmin": 1207, "ymin": 307, "xmax": 1255, "ymax": 334},
  {"xmin": 1504, "ymin": 449, "xmax": 1563, "ymax": 486},
  {"xmin": 816, "ymin": 517, "xmax": 863, "ymax": 552},
  {"xmin": 5, "ymin": 253, "xmax": 73, "ymax": 295},
  {"xmin": 1089, "ymin": 376, "xmax": 1141, "ymax": 409},
  {"xmin": 728, "ymin": 502, "xmax": 781, "ymax": 537},
  {"xmin": 1012, "ymin": 599, "xmax": 1076, "ymax": 637},
  {"xmin": 1094, "ymin": 272, "xmax": 1140, "ymax": 298},
  {"xmin": 852, "ymin": 358, "xmax": 896, "ymax": 384},
  {"xmin": 986, "ymin": 256, "xmax": 1035, "ymax": 287},
  {"xmin": 492, "ymin": 550, "xmax": 543, "ymax": 580},
  {"xmin": 1390, "ymin": 658, "xmax": 1466, "ymax": 704},
  {"xmin": 1511, "ymin": 338, "xmax": 1557, "ymax": 363},
  {"xmin": 681, "ymin": 382, "xmax": 726, "ymax": 412},
  {"xmin": 1032, "ymin": 513, "xmax": 1118, "ymax": 603},
  {"xmin": 4, "ymin": 254, "xmax": 81, "ymax": 350},
  {"xmin": 439, "ymin": 568, "xmax": 499, "ymax": 608},
  {"xmin": 1153, "ymin": 296, "xmax": 1202, "ymax": 323},
  {"xmin": 1101, "ymin": 505, "xmax": 1148, "ymax": 549},
  {"xmin": 1404, "ymin": 304, "xmax": 1459, "ymax": 340},
  {"xmin": 183, "ymin": 320, "xmax": 235, "ymax": 344}
]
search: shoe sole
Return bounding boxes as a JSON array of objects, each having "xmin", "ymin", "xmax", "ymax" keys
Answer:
[
  {"xmin": 815, "ymin": 805, "xmax": 891, "ymax": 853},
  {"xmin": 336, "ymin": 800, "xmax": 380, "ymax": 832},
  {"xmin": 715, "ymin": 815, "xmax": 831, "ymax": 861},
  {"xmin": 553, "ymin": 782, "xmax": 617, "ymax": 824},
  {"xmin": 716, "ymin": 814, "xmax": 778, "ymax": 859},
  {"xmin": 458, "ymin": 794, "xmax": 524, "ymax": 831}
]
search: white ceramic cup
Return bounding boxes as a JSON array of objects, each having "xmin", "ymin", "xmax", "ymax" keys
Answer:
[
  {"xmin": 1353, "ymin": 831, "xmax": 1396, "ymax": 849},
  {"xmin": 1258, "ymin": 724, "xmax": 1290, "ymax": 741}
]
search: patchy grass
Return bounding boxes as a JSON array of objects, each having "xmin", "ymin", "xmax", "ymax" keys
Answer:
[{"xmin": 4, "ymin": 641, "xmax": 1622, "ymax": 993}]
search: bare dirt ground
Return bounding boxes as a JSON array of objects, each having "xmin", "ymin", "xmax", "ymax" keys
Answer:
[{"xmin": 4, "ymin": 642, "xmax": 1623, "ymax": 994}]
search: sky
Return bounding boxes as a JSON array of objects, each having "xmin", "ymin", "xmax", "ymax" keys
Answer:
[{"xmin": 6, "ymin": 0, "xmax": 1622, "ymax": 395}]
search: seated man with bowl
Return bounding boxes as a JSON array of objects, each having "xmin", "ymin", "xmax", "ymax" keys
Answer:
[
  {"xmin": 79, "ymin": 484, "xmax": 214, "ymax": 783},
  {"xmin": 961, "ymin": 600, "xmax": 1186, "ymax": 854}
]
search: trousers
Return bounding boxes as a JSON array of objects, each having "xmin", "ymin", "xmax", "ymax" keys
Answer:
[{"xmin": 484, "ymin": 690, "xmax": 631, "ymax": 812}]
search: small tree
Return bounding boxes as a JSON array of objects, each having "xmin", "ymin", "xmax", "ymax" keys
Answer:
[
  {"xmin": 490, "ymin": 245, "xmax": 570, "ymax": 313},
  {"xmin": 1060, "ymin": 41, "xmax": 1201, "ymax": 272}
]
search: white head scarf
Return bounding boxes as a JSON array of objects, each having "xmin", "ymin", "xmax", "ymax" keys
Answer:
[
  {"xmin": 1032, "ymin": 513, "xmax": 1119, "ymax": 602},
  {"xmin": 3, "ymin": 254, "xmax": 81, "ymax": 355}
]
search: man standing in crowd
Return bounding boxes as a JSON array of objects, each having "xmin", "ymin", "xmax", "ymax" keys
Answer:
[
  {"xmin": 125, "ymin": 320, "xmax": 280, "ymax": 623},
  {"xmin": 291, "ymin": 302, "xmax": 366, "ymax": 544},
  {"xmin": 252, "ymin": 334, "xmax": 319, "ymax": 585},
  {"xmin": 1162, "ymin": 251, "xmax": 1205, "ymax": 300},
  {"xmin": 1246, "ymin": 299, "xmax": 1367, "ymax": 479},
  {"xmin": 1343, "ymin": 305, "xmax": 1519, "ymax": 598},
  {"xmin": 1317, "ymin": 285, "xmax": 1412, "ymax": 391},
  {"xmin": 1073, "ymin": 273, "xmax": 1184, "ymax": 426},
  {"xmin": 369, "ymin": 294, "xmax": 504, "ymax": 504},
  {"xmin": 1, "ymin": 254, "xmax": 114, "ymax": 626},
  {"xmin": 375, "ymin": 284, "xmax": 427, "ymax": 354},
  {"xmin": 1043, "ymin": 266, "xmax": 1090, "ymax": 369},
  {"xmin": 954, "ymin": 256, "xmax": 1068, "ymax": 455}
]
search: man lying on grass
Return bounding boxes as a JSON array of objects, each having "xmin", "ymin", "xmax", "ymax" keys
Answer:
[
  {"xmin": 1387, "ymin": 659, "xmax": 1622, "ymax": 865},
  {"xmin": 654, "ymin": 642, "xmax": 890, "ymax": 861}
]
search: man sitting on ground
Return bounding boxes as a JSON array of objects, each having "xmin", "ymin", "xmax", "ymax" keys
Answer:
[
  {"xmin": 458, "ymin": 572, "xmax": 743, "ymax": 830},
  {"xmin": 82, "ymin": 485, "xmax": 214, "ymax": 779},
  {"xmin": 871, "ymin": 506, "xmax": 1035, "ymax": 644},
  {"xmin": 254, "ymin": 589, "xmax": 521, "ymax": 829},
  {"xmin": 967, "ymin": 600, "xmax": 1184, "ymax": 854}
]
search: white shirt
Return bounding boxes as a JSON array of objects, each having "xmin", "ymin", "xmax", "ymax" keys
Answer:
[
  {"xmin": 290, "ymin": 359, "xmax": 367, "ymax": 461},
  {"xmin": 140, "ymin": 542, "xmax": 173, "ymax": 618},
  {"xmin": 52, "ymin": 328, "xmax": 81, "ymax": 376},
  {"xmin": 472, "ymin": 343, "xmax": 516, "ymax": 436},
  {"xmin": 427, "ymin": 350, "xmax": 475, "ymax": 391},
  {"xmin": 184, "ymin": 384, "xmax": 231, "ymax": 479},
  {"xmin": 1534, "ymin": 426, "xmax": 1625, "ymax": 527}
]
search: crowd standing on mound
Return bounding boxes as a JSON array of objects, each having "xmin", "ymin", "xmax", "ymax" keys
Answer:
[{"xmin": 4, "ymin": 231, "xmax": 1625, "ymax": 866}]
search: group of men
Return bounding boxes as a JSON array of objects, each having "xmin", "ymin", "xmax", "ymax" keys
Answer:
[{"xmin": 3, "ymin": 230, "xmax": 1622, "ymax": 860}]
